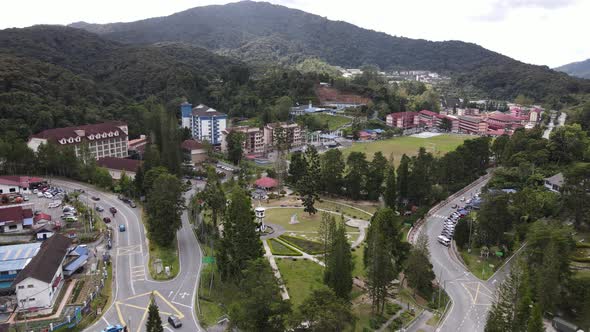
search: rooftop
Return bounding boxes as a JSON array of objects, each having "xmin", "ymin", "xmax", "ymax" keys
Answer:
[
  {"xmin": 181, "ymin": 139, "xmax": 205, "ymax": 151},
  {"xmin": 13, "ymin": 234, "xmax": 71, "ymax": 285},
  {"xmin": 0, "ymin": 243, "xmax": 41, "ymax": 273},
  {"xmin": 544, "ymin": 172, "xmax": 564, "ymax": 185},
  {"xmin": 0, "ymin": 176, "xmax": 45, "ymax": 188},
  {"xmin": 30, "ymin": 122, "xmax": 128, "ymax": 144},
  {"xmin": 191, "ymin": 104, "xmax": 226, "ymax": 117},
  {"xmin": 97, "ymin": 157, "xmax": 142, "ymax": 173},
  {"xmin": 0, "ymin": 206, "xmax": 33, "ymax": 223}
]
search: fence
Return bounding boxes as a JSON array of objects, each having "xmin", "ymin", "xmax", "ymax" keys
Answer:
[{"xmin": 407, "ymin": 172, "xmax": 493, "ymax": 244}]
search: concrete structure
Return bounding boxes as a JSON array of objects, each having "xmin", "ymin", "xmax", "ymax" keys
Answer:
[
  {"xmin": 221, "ymin": 126, "xmax": 266, "ymax": 155},
  {"xmin": 35, "ymin": 226, "xmax": 55, "ymax": 241},
  {"xmin": 0, "ymin": 176, "xmax": 45, "ymax": 195},
  {"xmin": 128, "ymin": 135, "xmax": 148, "ymax": 158},
  {"xmin": 0, "ymin": 206, "xmax": 34, "ymax": 233},
  {"xmin": 13, "ymin": 234, "xmax": 71, "ymax": 313},
  {"xmin": 459, "ymin": 116, "xmax": 488, "ymax": 134},
  {"xmin": 386, "ymin": 112, "xmax": 419, "ymax": 129},
  {"xmin": 419, "ymin": 110, "xmax": 439, "ymax": 127},
  {"xmin": 264, "ymin": 122, "xmax": 303, "ymax": 150},
  {"xmin": 0, "ymin": 243, "xmax": 41, "ymax": 289},
  {"xmin": 180, "ymin": 102, "xmax": 227, "ymax": 145},
  {"xmin": 544, "ymin": 173, "xmax": 564, "ymax": 193},
  {"xmin": 96, "ymin": 157, "xmax": 141, "ymax": 180},
  {"xmin": 486, "ymin": 111, "xmax": 524, "ymax": 131},
  {"xmin": 181, "ymin": 139, "xmax": 208, "ymax": 164}
]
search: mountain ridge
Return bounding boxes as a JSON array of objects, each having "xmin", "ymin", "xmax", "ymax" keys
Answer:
[
  {"xmin": 555, "ymin": 58, "xmax": 590, "ymax": 79},
  {"xmin": 67, "ymin": 1, "xmax": 590, "ymax": 102}
]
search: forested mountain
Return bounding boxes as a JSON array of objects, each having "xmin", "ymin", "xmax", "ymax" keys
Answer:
[
  {"xmin": 0, "ymin": 25, "xmax": 246, "ymax": 139},
  {"xmin": 555, "ymin": 58, "xmax": 590, "ymax": 79},
  {"xmin": 70, "ymin": 1, "xmax": 590, "ymax": 102}
]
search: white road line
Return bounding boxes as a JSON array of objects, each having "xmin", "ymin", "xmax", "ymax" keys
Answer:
[
  {"xmin": 102, "ymin": 316, "xmax": 110, "ymax": 326},
  {"xmin": 171, "ymin": 301, "xmax": 193, "ymax": 309}
]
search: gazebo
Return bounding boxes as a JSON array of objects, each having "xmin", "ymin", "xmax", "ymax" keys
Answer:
[{"xmin": 255, "ymin": 177, "xmax": 278, "ymax": 189}]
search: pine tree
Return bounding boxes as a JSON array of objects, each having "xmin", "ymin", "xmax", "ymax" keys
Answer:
[
  {"xmin": 324, "ymin": 219, "xmax": 353, "ymax": 300},
  {"xmin": 345, "ymin": 152, "xmax": 368, "ymax": 200},
  {"xmin": 405, "ymin": 233, "xmax": 435, "ymax": 298},
  {"xmin": 218, "ymin": 187, "xmax": 264, "ymax": 280},
  {"xmin": 397, "ymin": 154, "xmax": 410, "ymax": 207},
  {"xmin": 146, "ymin": 173, "xmax": 185, "ymax": 247},
  {"xmin": 383, "ymin": 164, "xmax": 397, "ymax": 210},
  {"xmin": 288, "ymin": 151, "xmax": 307, "ymax": 188},
  {"xmin": 200, "ymin": 167, "xmax": 225, "ymax": 229},
  {"xmin": 527, "ymin": 304, "xmax": 545, "ymax": 332},
  {"xmin": 320, "ymin": 149, "xmax": 345, "ymax": 195},
  {"xmin": 226, "ymin": 130, "xmax": 245, "ymax": 165},
  {"xmin": 300, "ymin": 145, "xmax": 320, "ymax": 215},
  {"xmin": 318, "ymin": 213, "xmax": 337, "ymax": 262},
  {"xmin": 146, "ymin": 293, "xmax": 163, "ymax": 332},
  {"xmin": 365, "ymin": 151, "xmax": 388, "ymax": 201},
  {"xmin": 485, "ymin": 263, "xmax": 523, "ymax": 332}
]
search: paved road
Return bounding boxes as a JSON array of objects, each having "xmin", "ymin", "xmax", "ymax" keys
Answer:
[
  {"xmin": 543, "ymin": 112, "xmax": 567, "ymax": 139},
  {"xmin": 421, "ymin": 178, "xmax": 497, "ymax": 332},
  {"xmin": 52, "ymin": 180, "xmax": 203, "ymax": 332}
]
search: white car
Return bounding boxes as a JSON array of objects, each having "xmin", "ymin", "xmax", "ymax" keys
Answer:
[
  {"xmin": 43, "ymin": 192, "xmax": 53, "ymax": 198},
  {"xmin": 37, "ymin": 192, "xmax": 44, "ymax": 198}
]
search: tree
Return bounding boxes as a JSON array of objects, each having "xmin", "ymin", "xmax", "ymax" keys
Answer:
[
  {"xmin": 527, "ymin": 304, "xmax": 545, "ymax": 332},
  {"xmin": 146, "ymin": 293, "xmax": 164, "ymax": 332},
  {"xmin": 365, "ymin": 152, "xmax": 387, "ymax": 201},
  {"xmin": 93, "ymin": 167, "xmax": 113, "ymax": 189},
  {"xmin": 226, "ymin": 130, "xmax": 245, "ymax": 165},
  {"xmin": 288, "ymin": 151, "xmax": 307, "ymax": 188},
  {"xmin": 324, "ymin": 219, "xmax": 353, "ymax": 300},
  {"xmin": 485, "ymin": 263, "xmax": 523, "ymax": 332},
  {"xmin": 318, "ymin": 213, "xmax": 337, "ymax": 263},
  {"xmin": 477, "ymin": 193, "xmax": 515, "ymax": 245},
  {"xmin": 143, "ymin": 166, "xmax": 169, "ymax": 194},
  {"xmin": 562, "ymin": 163, "xmax": 590, "ymax": 228},
  {"xmin": 405, "ymin": 233, "xmax": 435, "ymax": 298},
  {"xmin": 548, "ymin": 124, "xmax": 588, "ymax": 165},
  {"xmin": 299, "ymin": 145, "xmax": 320, "ymax": 215},
  {"xmin": 438, "ymin": 117, "xmax": 452, "ymax": 132},
  {"xmin": 118, "ymin": 172, "xmax": 133, "ymax": 197},
  {"xmin": 296, "ymin": 287, "xmax": 354, "ymax": 331},
  {"xmin": 320, "ymin": 149, "xmax": 345, "ymax": 196},
  {"xmin": 364, "ymin": 208, "xmax": 406, "ymax": 314},
  {"xmin": 145, "ymin": 173, "xmax": 184, "ymax": 247},
  {"xmin": 491, "ymin": 135, "xmax": 510, "ymax": 164},
  {"xmin": 229, "ymin": 259, "xmax": 291, "ymax": 331},
  {"xmin": 453, "ymin": 216, "xmax": 472, "ymax": 249},
  {"xmin": 397, "ymin": 154, "xmax": 410, "ymax": 206},
  {"xmin": 218, "ymin": 187, "xmax": 263, "ymax": 280},
  {"xmin": 345, "ymin": 152, "xmax": 368, "ymax": 200},
  {"xmin": 383, "ymin": 164, "xmax": 397, "ymax": 210},
  {"xmin": 200, "ymin": 167, "xmax": 226, "ymax": 229}
]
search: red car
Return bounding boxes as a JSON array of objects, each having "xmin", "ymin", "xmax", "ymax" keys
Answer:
[
  {"xmin": 109, "ymin": 207, "xmax": 117, "ymax": 215},
  {"xmin": 103, "ymin": 217, "xmax": 111, "ymax": 223}
]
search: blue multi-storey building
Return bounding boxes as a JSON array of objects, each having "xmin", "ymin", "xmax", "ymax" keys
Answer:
[{"xmin": 180, "ymin": 102, "xmax": 227, "ymax": 145}]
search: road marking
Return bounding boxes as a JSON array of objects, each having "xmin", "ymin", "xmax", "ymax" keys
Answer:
[
  {"xmin": 171, "ymin": 301, "xmax": 192, "ymax": 309},
  {"xmin": 102, "ymin": 316, "xmax": 110, "ymax": 326},
  {"xmin": 169, "ymin": 291, "xmax": 174, "ymax": 298},
  {"xmin": 179, "ymin": 292, "xmax": 189, "ymax": 299},
  {"xmin": 117, "ymin": 245, "xmax": 142, "ymax": 256}
]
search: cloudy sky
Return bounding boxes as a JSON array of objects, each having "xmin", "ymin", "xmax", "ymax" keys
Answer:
[{"xmin": 1, "ymin": 0, "xmax": 588, "ymax": 68}]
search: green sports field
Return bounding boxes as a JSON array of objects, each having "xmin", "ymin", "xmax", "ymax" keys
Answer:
[
  {"xmin": 310, "ymin": 113, "xmax": 351, "ymax": 131},
  {"xmin": 342, "ymin": 134, "xmax": 471, "ymax": 166}
]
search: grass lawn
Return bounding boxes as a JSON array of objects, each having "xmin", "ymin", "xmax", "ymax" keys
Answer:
[
  {"xmin": 265, "ymin": 208, "xmax": 358, "ymax": 234},
  {"xmin": 148, "ymin": 239, "xmax": 180, "ymax": 280},
  {"xmin": 279, "ymin": 235, "xmax": 324, "ymax": 254},
  {"xmin": 268, "ymin": 238, "xmax": 302, "ymax": 256},
  {"xmin": 316, "ymin": 200, "xmax": 374, "ymax": 220},
  {"xmin": 276, "ymin": 258, "xmax": 324, "ymax": 308},
  {"xmin": 310, "ymin": 113, "xmax": 352, "ymax": 131},
  {"xmin": 342, "ymin": 134, "xmax": 471, "ymax": 167},
  {"xmin": 460, "ymin": 249, "xmax": 503, "ymax": 280}
]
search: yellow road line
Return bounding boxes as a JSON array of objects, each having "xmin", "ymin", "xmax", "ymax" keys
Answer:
[
  {"xmin": 136, "ymin": 306, "xmax": 149, "ymax": 332},
  {"xmin": 125, "ymin": 291, "xmax": 152, "ymax": 300},
  {"xmin": 115, "ymin": 302, "xmax": 125, "ymax": 325},
  {"xmin": 154, "ymin": 290, "xmax": 184, "ymax": 319}
]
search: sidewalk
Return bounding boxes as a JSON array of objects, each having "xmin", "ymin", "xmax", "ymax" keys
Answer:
[{"xmin": 262, "ymin": 240, "xmax": 290, "ymax": 300}]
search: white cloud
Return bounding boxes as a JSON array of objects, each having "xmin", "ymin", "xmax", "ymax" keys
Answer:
[{"xmin": 0, "ymin": 0, "xmax": 588, "ymax": 68}]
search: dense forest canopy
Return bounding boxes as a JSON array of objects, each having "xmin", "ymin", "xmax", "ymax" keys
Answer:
[{"xmin": 70, "ymin": 1, "xmax": 590, "ymax": 102}]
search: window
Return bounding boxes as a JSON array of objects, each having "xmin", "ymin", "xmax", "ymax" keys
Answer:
[
  {"xmin": 27, "ymin": 284, "xmax": 34, "ymax": 288},
  {"xmin": 17, "ymin": 285, "xmax": 24, "ymax": 289},
  {"xmin": 28, "ymin": 298, "xmax": 35, "ymax": 302},
  {"xmin": 9, "ymin": 188, "xmax": 16, "ymax": 193},
  {"xmin": 9, "ymin": 225, "xmax": 17, "ymax": 230}
]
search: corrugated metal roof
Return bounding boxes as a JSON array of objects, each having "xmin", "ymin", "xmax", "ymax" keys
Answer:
[{"xmin": 0, "ymin": 243, "xmax": 41, "ymax": 272}]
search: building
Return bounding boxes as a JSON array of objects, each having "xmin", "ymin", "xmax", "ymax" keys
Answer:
[
  {"xmin": 128, "ymin": 135, "xmax": 148, "ymax": 159},
  {"xmin": 0, "ymin": 176, "xmax": 45, "ymax": 195},
  {"xmin": 544, "ymin": 173, "xmax": 564, "ymax": 193},
  {"xmin": 458, "ymin": 116, "xmax": 488, "ymax": 134},
  {"xmin": 486, "ymin": 112, "xmax": 524, "ymax": 131},
  {"xmin": 181, "ymin": 139, "xmax": 208, "ymax": 164},
  {"xmin": 35, "ymin": 226, "xmax": 55, "ymax": 241},
  {"xmin": 13, "ymin": 234, "xmax": 71, "ymax": 313},
  {"xmin": 0, "ymin": 243, "xmax": 41, "ymax": 290},
  {"xmin": 0, "ymin": 206, "xmax": 34, "ymax": 233},
  {"xmin": 221, "ymin": 126, "xmax": 266, "ymax": 155},
  {"xmin": 28, "ymin": 122, "xmax": 129, "ymax": 160},
  {"xmin": 264, "ymin": 123, "xmax": 303, "ymax": 150},
  {"xmin": 96, "ymin": 157, "xmax": 142, "ymax": 180},
  {"xmin": 418, "ymin": 110, "xmax": 439, "ymax": 128},
  {"xmin": 386, "ymin": 112, "xmax": 419, "ymax": 129},
  {"xmin": 180, "ymin": 102, "xmax": 227, "ymax": 145},
  {"xmin": 63, "ymin": 245, "xmax": 89, "ymax": 277}
]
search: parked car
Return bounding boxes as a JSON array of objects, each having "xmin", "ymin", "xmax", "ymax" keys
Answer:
[
  {"xmin": 91, "ymin": 196, "xmax": 100, "ymax": 201},
  {"xmin": 168, "ymin": 315, "xmax": 182, "ymax": 328},
  {"xmin": 110, "ymin": 207, "xmax": 117, "ymax": 214},
  {"xmin": 103, "ymin": 217, "xmax": 111, "ymax": 223},
  {"xmin": 128, "ymin": 201, "xmax": 137, "ymax": 208},
  {"xmin": 44, "ymin": 192, "xmax": 53, "ymax": 199},
  {"xmin": 102, "ymin": 325, "xmax": 124, "ymax": 332},
  {"xmin": 451, "ymin": 204, "xmax": 458, "ymax": 209},
  {"xmin": 119, "ymin": 224, "xmax": 126, "ymax": 232},
  {"xmin": 96, "ymin": 206, "xmax": 104, "ymax": 212},
  {"xmin": 437, "ymin": 236, "xmax": 451, "ymax": 246},
  {"xmin": 63, "ymin": 216, "xmax": 78, "ymax": 222}
]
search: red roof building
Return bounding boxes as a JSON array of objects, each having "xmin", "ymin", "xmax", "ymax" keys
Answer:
[
  {"xmin": 419, "ymin": 110, "xmax": 440, "ymax": 127},
  {"xmin": 0, "ymin": 176, "xmax": 45, "ymax": 194},
  {"xmin": 97, "ymin": 157, "xmax": 142, "ymax": 180},
  {"xmin": 255, "ymin": 177, "xmax": 278, "ymax": 189},
  {"xmin": 0, "ymin": 206, "xmax": 34, "ymax": 232},
  {"xmin": 386, "ymin": 112, "xmax": 419, "ymax": 129},
  {"xmin": 28, "ymin": 122, "xmax": 129, "ymax": 160}
]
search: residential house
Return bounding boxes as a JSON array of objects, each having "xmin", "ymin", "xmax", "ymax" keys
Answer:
[
  {"xmin": 264, "ymin": 123, "xmax": 303, "ymax": 150},
  {"xmin": 0, "ymin": 243, "xmax": 41, "ymax": 290},
  {"xmin": 181, "ymin": 139, "xmax": 208, "ymax": 164},
  {"xmin": 544, "ymin": 173, "xmax": 564, "ymax": 193},
  {"xmin": 13, "ymin": 234, "xmax": 71, "ymax": 314},
  {"xmin": 96, "ymin": 157, "xmax": 142, "ymax": 180},
  {"xmin": 386, "ymin": 112, "xmax": 419, "ymax": 129},
  {"xmin": 221, "ymin": 126, "xmax": 266, "ymax": 155},
  {"xmin": 0, "ymin": 206, "xmax": 34, "ymax": 233},
  {"xmin": 35, "ymin": 226, "xmax": 55, "ymax": 241},
  {"xmin": 27, "ymin": 122, "xmax": 129, "ymax": 160},
  {"xmin": 0, "ymin": 176, "xmax": 45, "ymax": 195},
  {"xmin": 180, "ymin": 102, "xmax": 227, "ymax": 145}
]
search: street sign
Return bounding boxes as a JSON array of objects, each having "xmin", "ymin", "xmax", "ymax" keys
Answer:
[{"xmin": 202, "ymin": 256, "xmax": 215, "ymax": 264}]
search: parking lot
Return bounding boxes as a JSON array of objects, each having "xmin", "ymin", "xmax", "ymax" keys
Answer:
[{"xmin": 437, "ymin": 191, "xmax": 481, "ymax": 246}]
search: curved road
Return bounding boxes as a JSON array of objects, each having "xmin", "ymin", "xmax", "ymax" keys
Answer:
[
  {"xmin": 52, "ymin": 180, "xmax": 203, "ymax": 332},
  {"xmin": 418, "ymin": 177, "xmax": 512, "ymax": 332}
]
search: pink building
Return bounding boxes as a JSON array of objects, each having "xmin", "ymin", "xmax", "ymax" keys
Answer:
[
  {"xmin": 386, "ymin": 112, "xmax": 419, "ymax": 129},
  {"xmin": 459, "ymin": 116, "xmax": 488, "ymax": 134},
  {"xmin": 419, "ymin": 110, "xmax": 439, "ymax": 127},
  {"xmin": 486, "ymin": 112, "xmax": 524, "ymax": 131}
]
